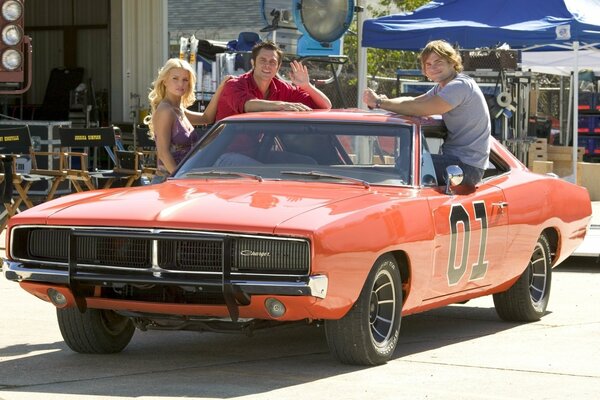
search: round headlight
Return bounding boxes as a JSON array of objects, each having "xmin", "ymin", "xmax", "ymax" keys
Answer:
[
  {"xmin": 2, "ymin": 24, "xmax": 23, "ymax": 46},
  {"xmin": 1, "ymin": 0, "xmax": 23, "ymax": 21},
  {"xmin": 1, "ymin": 49, "xmax": 22, "ymax": 70}
]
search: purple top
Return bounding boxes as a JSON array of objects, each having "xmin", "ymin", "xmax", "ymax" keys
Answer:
[{"xmin": 157, "ymin": 101, "xmax": 199, "ymax": 170}]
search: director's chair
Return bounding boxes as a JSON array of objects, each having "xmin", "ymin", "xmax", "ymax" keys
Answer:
[
  {"xmin": 0, "ymin": 126, "xmax": 66, "ymax": 231},
  {"xmin": 57, "ymin": 127, "xmax": 142, "ymax": 192},
  {"xmin": 135, "ymin": 125, "xmax": 157, "ymax": 182}
]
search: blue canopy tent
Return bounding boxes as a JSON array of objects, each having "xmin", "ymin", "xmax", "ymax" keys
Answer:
[{"xmin": 361, "ymin": 0, "xmax": 600, "ymax": 181}]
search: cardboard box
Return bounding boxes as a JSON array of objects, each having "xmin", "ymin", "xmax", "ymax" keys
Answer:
[
  {"xmin": 552, "ymin": 160, "xmax": 576, "ymax": 177},
  {"xmin": 577, "ymin": 162, "xmax": 600, "ymax": 201},
  {"xmin": 529, "ymin": 138, "xmax": 548, "ymax": 152},
  {"xmin": 547, "ymin": 145, "xmax": 584, "ymax": 162},
  {"xmin": 532, "ymin": 160, "xmax": 554, "ymax": 174},
  {"xmin": 527, "ymin": 138, "xmax": 548, "ymax": 168},
  {"xmin": 528, "ymin": 153, "xmax": 548, "ymax": 168}
]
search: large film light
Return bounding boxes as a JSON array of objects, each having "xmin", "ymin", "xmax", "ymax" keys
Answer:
[
  {"xmin": 0, "ymin": 0, "xmax": 25, "ymax": 83},
  {"xmin": 298, "ymin": 0, "xmax": 352, "ymax": 43},
  {"xmin": 261, "ymin": 0, "xmax": 354, "ymax": 56}
]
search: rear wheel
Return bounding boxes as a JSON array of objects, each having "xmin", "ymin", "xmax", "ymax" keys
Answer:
[
  {"xmin": 57, "ymin": 308, "xmax": 135, "ymax": 353},
  {"xmin": 493, "ymin": 233, "xmax": 552, "ymax": 322},
  {"xmin": 325, "ymin": 255, "xmax": 402, "ymax": 365}
]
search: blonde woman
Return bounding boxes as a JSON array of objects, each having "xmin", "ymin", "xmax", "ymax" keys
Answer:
[{"xmin": 145, "ymin": 58, "xmax": 230, "ymax": 182}]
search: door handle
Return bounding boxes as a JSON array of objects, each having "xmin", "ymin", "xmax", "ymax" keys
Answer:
[{"xmin": 492, "ymin": 201, "xmax": 509, "ymax": 210}]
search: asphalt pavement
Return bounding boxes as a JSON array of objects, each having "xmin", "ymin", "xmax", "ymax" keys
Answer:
[{"xmin": 1, "ymin": 231, "xmax": 599, "ymax": 400}]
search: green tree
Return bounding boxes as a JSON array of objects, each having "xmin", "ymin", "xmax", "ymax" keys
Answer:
[{"xmin": 344, "ymin": 0, "xmax": 430, "ymax": 80}]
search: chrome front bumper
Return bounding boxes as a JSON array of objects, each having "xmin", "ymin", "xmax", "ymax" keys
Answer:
[{"xmin": 3, "ymin": 260, "xmax": 329, "ymax": 299}]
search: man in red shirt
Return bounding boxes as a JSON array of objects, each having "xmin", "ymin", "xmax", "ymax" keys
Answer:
[{"xmin": 215, "ymin": 41, "xmax": 332, "ymax": 121}]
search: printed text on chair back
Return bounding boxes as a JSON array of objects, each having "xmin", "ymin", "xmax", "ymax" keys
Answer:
[
  {"xmin": 0, "ymin": 126, "xmax": 32, "ymax": 154},
  {"xmin": 58, "ymin": 127, "xmax": 116, "ymax": 148}
]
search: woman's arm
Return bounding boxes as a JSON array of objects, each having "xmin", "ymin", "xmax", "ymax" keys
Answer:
[
  {"xmin": 186, "ymin": 75, "xmax": 232, "ymax": 125},
  {"xmin": 152, "ymin": 107, "xmax": 178, "ymax": 173}
]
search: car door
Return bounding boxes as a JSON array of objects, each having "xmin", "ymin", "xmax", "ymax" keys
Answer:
[{"xmin": 423, "ymin": 181, "xmax": 509, "ymax": 302}]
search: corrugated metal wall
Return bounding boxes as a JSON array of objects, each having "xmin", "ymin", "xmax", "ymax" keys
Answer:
[
  {"xmin": 25, "ymin": 0, "xmax": 108, "ymax": 106},
  {"xmin": 115, "ymin": 0, "xmax": 167, "ymax": 123},
  {"xmin": 27, "ymin": 30, "xmax": 64, "ymax": 106},
  {"xmin": 23, "ymin": 0, "xmax": 166, "ymax": 124}
]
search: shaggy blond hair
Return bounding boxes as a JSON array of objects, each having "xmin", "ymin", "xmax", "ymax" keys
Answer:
[
  {"xmin": 144, "ymin": 58, "xmax": 197, "ymax": 137},
  {"xmin": 419, "ymin": 40, "xmax": 464, "ymax": 73}
]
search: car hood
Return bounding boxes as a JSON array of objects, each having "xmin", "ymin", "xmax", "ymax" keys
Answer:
[{"xmin": 17, "ymin": 179, "xmax": 384, "ymax": 234}]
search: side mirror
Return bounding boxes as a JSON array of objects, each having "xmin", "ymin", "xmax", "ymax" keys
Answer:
[{"xmin": 445, "ymin": 165, "xmax": 463, "ymax": 195}]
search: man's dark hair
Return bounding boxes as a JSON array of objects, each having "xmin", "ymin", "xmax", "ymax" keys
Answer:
[{"xmin": 251, "ymin": 40, "xmax": 283, "ymax": 67}]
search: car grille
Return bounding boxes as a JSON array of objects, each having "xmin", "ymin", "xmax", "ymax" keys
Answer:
[{"xmin": 12, "ymin": 227, "xmax": 310, "ymax": 276}]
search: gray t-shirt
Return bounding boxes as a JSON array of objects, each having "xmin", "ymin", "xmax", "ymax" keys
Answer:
[{"xmin": 428, "ymin": 73, "xmax": 491, "ymax": 169}]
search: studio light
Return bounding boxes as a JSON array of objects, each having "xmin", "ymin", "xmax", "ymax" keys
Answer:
[
  {"xmin": 0, "ymin": 0, "xmax": 25, "ymax": 83},
  {"xmin": 298, "ymin": 0, "xmax": 352, "ymax": 44},
  {"xmin": 261, "ymin": 0, "xmax": 354, "ymax": 56}
]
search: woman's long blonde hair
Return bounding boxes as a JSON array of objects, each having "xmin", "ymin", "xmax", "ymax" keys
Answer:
[{"xmin": 144, "ymin": 58, "xmax": 197, "ymax": 138}]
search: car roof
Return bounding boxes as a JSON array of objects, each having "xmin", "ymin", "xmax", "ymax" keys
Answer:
[{"xmin": 219, "ymin": 108, "xmax": 437, "ymax": 126}]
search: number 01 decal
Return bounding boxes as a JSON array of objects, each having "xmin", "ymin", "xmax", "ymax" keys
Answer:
[{"xmin": 447, "ymin": 201, "xmax": 489, "ymax": 286}]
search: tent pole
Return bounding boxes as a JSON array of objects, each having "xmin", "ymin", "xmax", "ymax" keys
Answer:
[
  {"xmin": 572, "ymin": 41, "xmax": 579, "ymax": 183},
  {"xmin": 357, "ymin": 0, "xmax": 368, "ymax": 109},
  {"xmin": 559, "ymin": 77, "xmax": 565, "ymax": 145}
]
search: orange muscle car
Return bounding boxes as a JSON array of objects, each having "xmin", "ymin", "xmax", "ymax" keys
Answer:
[{"xmin": 3, "ymin": 110, "xmax": 592, "ymax": 365}]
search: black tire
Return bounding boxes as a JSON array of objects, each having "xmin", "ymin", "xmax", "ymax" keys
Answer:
[
  {"xmin": 325, "ymin": 255, "xmax": 402, "ymax": 365},
  {"xmin": 493, "ymin": 233, "xmax": 552, "ymax": 322},
  {"xmin": 57, "ymin": 307, "xmax": 135, "ymax": 353}
]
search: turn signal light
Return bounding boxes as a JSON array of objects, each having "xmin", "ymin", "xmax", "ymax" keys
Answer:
[
  {"xmin": 47, "ymin": 288, "xmax": 68, "ymax": 307},
  {"xmin": 265, "ymin": 297, "xmax": 286, "ymax": 318}
]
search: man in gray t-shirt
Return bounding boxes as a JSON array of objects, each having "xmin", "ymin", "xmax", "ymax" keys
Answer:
[
  {"xmin": 363, "ymin": 40, "xmax": 491, "ymax": 188},
  {"xmin": 430, "ymin": 73, "xmax": 491, "ymax": 171}
]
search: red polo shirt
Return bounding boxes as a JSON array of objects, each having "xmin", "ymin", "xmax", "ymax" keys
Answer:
[{"xmin": 215, "ymin": 71, "xmax": 320, "ymax": 121}]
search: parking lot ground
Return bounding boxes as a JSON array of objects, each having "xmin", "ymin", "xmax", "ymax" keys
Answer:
[{"xmin": 1, "ymin": 238, "xmax": 599, "ymax": 399}]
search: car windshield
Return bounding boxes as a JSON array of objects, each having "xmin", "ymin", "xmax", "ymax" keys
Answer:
[{"xmin": 175, "ymin": 120, "xmax": 414, "ymax": 186}]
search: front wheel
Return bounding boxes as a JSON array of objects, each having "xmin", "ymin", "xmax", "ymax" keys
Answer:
[
  {"xmin": 325, "ymin": 255, "xmax": 402, "ymax": 365},
  {"xmin": 57, "ymin": 307, "xmax": 135, "ymax": 353},
  {"xmin": 493, "ymin": 233, "xmax": 552, "ymax": 322}
]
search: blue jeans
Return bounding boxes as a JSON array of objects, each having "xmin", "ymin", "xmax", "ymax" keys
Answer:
[{"xmin": 432, "ymin": 154, "xmax": 484, "ymax": 187}]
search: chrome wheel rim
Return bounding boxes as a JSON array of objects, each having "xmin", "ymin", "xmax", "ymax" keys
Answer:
[
  {"xmin": 369, "ymin": 269, "xmax": 396, "ymax": 348},
  {"xmin": 529, "ymin": 241, "xmax": 549, "ymax": 310}
]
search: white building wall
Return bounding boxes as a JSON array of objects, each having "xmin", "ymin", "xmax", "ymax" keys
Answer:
[{"xmin": 110, "ymin": 0, "xmax": 167, "ymax": 123}]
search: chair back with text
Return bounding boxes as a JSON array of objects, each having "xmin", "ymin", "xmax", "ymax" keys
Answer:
[
  {"xmin": 58, "ymin": 127, "xmax": 141, "ymax": 191},
  {"xmin": 0, "ymin": 126, "xmax": 65, "ymax": 230},
  {"xmin": 0, "ymin": 126, "xmax": 32, "ymax": 155},
  {"xmin": 59, "ymin": 126, "xmax": 116, "ymax": 149}
]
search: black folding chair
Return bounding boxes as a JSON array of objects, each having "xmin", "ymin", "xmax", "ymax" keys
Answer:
[
  {"xmin": 135, "ymin": 125, "xmax": 157, "ymax": 181},
  {"xmin": 57, "ymin": 127, "xmax": 142, "ymax": 192},
  {"xmin": 0, "ymin": 126, "xmax": 66, "ymax": 231}
]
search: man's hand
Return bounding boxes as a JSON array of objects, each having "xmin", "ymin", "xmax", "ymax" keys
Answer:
[
  {"xmin": 277, "ymin": 101, "xmax": 312, "ymax": 111},
  {"xmin": 363, "ymin": 88, "xmax": 379, "ymax": 109},
  {"xmin": 288, "ymin": 60, "xmax": 310, "ymax": 89}
]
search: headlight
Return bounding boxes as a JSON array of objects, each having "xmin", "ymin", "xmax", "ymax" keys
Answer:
[
  {"xmin": 2, "ymin": 24, "xmax": 22, "ymax": 46},
  {"xmin": 1, "ymin": 1, "xmax": 23, "ymax": 22},
  {"xmin": 1, "ymin": 48, "xmax": 22, "ymax": 70}
]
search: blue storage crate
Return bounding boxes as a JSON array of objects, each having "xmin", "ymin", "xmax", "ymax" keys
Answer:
[
  {"xmin": 579, "ymin": 135, "xmax": 600, "ymax": 155},
  {"xmin": 578, "ymin": 92, "xmax": 596, "ymax": 110},
  {"xmin": 578, "ymin": 115, "xmax": 592, "ymax": 133},
  {"xmin": 592, "ymin": 115, "xmax": 600, "ymax": 133}
]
